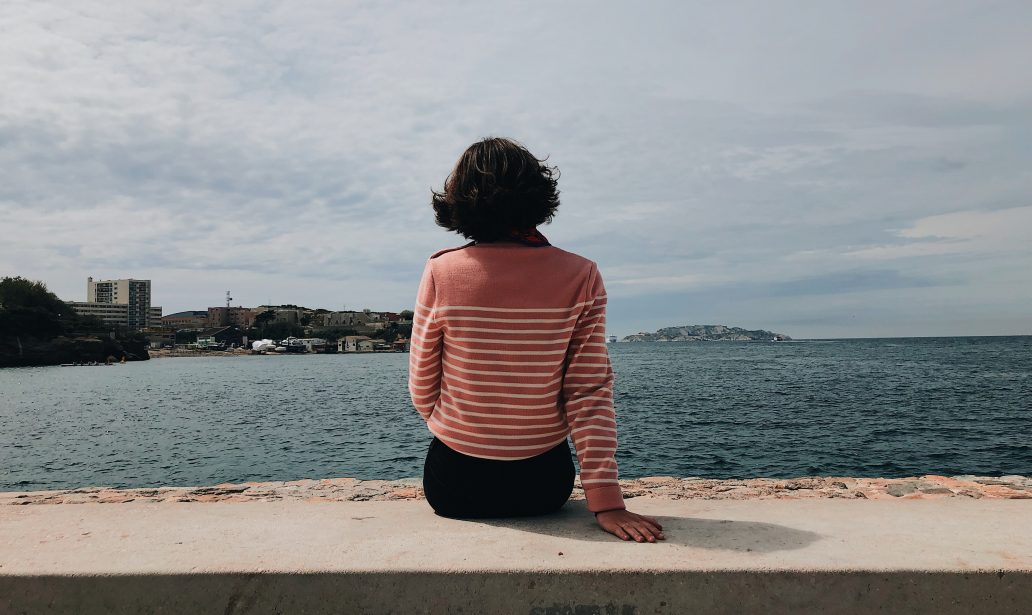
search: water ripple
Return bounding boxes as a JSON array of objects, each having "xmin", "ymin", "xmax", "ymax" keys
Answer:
[{"xmin": 1, "ymin": 336, "xmax": 1030, "ymax": 491}]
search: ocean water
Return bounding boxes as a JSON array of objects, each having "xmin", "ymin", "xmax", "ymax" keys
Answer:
[{"xmin": 1, "ymin": 336, "xmax": 1029, "ymax": 491}]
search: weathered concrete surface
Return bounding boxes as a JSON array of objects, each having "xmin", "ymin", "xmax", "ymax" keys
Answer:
[
  {"xmin": 2, "ymin": 498, "xmax": 1030, "ymax": 614},
  {"xmin": 4, "ymin": 473, "xmax": 1030, "ymax": 505}
]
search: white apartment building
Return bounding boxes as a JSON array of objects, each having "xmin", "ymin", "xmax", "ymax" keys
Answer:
[
  {"xmin": 68, "ymin": 277, "xmax": 162, "ymax": 330},
  {"xmin": 68, "ymin": 302, "xmax": 162, "ymax": 330}
]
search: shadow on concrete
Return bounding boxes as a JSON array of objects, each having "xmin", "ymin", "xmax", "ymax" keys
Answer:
[{"xmin": 466, "ymin": 500, "xmax": 821, "ymax": 552}]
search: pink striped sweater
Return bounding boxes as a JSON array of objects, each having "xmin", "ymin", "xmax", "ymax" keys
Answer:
[{"xmin": 408, "ymin": 241, "xmax": 624, "ymax": 513}]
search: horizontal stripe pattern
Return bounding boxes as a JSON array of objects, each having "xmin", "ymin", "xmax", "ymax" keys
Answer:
[{"xmin": 407, "ymin": 254, "xmax": 624, "ymax": 513}]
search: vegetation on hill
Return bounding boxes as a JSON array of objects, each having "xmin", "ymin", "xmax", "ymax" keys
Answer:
[{"xmin": 0, "ymin": 277, "xmax": 104, "ymax": 338}]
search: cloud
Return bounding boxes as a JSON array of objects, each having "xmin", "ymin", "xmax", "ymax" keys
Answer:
[
  {"xmin": 1, "ymin": 1, "xmax": 1031, "ymax": 337},
  {"xmin": 847, "ymin": 206, "xmax": 1032, "ymax": 260},
  {"xmin": 766, "ymin": 270, "xmax": 940, "ymax": 297}
]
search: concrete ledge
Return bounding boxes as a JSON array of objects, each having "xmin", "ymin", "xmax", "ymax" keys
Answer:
[{"xmin": 3, "ymin": 497, "xmax": 1030, "ymax": 613}]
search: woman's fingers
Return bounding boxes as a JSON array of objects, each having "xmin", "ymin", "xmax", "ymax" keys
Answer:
[
  {"xmin": 607, "ymin": 523, "xmax": 630, "ymax": 540},
  {"xmin": 596, "ymin": 517, "xmax": 627, "ymax": 540},
  {"xmin": 625, "ymin": 514, "xmax": 664, "ymax": 541},
  {"xmin": 623, "ymin": 522, "xmax": 647, "ymax": 542},
  {"xmin": 639, "ymin": 519, "xmax": 665, "ymax": 539},
  {"xmin": 595, "ymin": 510, "xmax": 666, "ymax": 542},
  {"xmin": 632, "ymin": 521, "xmax": 659, "ymax": 542},
  {"xmin": 624, "ymin": 511, "xmax": 662, "ymax": 530},
  {"xmin": 629, "ymin": 523, "xmax": 651, "ymax": 543}
]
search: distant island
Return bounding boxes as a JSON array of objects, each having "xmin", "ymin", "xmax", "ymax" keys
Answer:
[{"xmin": 621, "ymin": 324, "xmax": 791, "ymax": 342}]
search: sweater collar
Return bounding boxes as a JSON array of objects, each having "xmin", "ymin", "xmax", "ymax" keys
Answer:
[{"xmin": 469, "ymin": 227, "xmax": 551, "ymax": 247}]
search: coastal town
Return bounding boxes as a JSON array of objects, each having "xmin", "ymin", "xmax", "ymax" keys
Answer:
[
  {"xmin": 4, "ymin": 275, "xmax": 804, "ymax": 366},
  {"xmin": 66, "ymin": 277, "xmax": 414, "ymax": 355},
  {"xmin": 2, "ymin": 274, "xmax": 805, "ymax": 368}
]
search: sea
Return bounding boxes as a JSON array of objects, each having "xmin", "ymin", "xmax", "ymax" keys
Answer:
[{"xmin": 1, "ymin": 336, "xmax": 1029, "ymax": 492}]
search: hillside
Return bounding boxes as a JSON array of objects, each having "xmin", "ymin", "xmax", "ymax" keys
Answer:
[{"xmin": 0, "ymin": 276, "xmax": 149, "ymax": 367}]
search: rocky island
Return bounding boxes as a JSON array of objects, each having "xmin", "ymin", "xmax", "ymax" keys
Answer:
[{"xmin": 622, "ymin": 324, "xmax": 791, "ymax": 342}]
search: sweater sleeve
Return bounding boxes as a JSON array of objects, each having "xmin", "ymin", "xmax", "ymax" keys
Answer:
[
  {"xmin": 562, "ymin": 265, "xmax": 625, "ymax": 513},
  {"xmin": 408, "ymin": 258, "xmax": 444, "ymax": 421}
]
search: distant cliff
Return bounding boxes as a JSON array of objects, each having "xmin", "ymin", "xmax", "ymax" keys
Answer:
[{"xmin": 622, "ymin": 324, "xmax": 791, "ymax": 342}]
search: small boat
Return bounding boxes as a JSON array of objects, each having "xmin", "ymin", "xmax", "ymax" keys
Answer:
[
  {"xmin": 280, "ymin": 337, "xmax": 308, "ymax": 353},
  {"xmin": 607, "ymin": 335, "xmax": 617, "ymax": 343}
]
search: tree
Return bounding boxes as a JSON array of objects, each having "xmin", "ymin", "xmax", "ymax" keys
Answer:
[
  {"xmin": 0, "ymin": 276, "xmax": 106, "ymax": 338},
  {"xmin": 385, "ymin": 322, "xmax": 412, "ymax": 343},
  {"xmin": 0, "ymin": 277, "xmax": 65, "ymax": 313},
  {"xmin": 253, "ymin": 310, "xmax": 276, "ymax": 337},
  {"xmin": 262, "ymin": 321, "xmax": 304, "ymax": 340}
]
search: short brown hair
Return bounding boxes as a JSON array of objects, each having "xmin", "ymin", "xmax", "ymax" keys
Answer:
[{"xmin": 431, "ymin": 137, "xmax": 560, "ymax": 242}]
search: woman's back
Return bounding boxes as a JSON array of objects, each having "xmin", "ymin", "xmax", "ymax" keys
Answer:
[
  {"xmin": 409, "ymin": 136, "xmax": 662, "ymax": 541},
  {"xmin": 409, "ymin": 240, "xmax": 623, "ymax": 512}
]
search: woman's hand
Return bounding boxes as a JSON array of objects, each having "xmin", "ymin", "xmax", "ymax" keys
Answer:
[{"xmin": 595, "ymin": 509, "xmax": 665, "ymax": 542}]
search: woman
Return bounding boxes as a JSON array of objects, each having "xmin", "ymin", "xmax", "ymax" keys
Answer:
[{"xmin": 408, "ymin": 137, "xmax": 664, "ymax": 543}]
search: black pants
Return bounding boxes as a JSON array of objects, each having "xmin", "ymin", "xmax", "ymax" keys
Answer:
[{"xmin": 422, "ymin": 436, "xmax": 576, "ymax": 519}]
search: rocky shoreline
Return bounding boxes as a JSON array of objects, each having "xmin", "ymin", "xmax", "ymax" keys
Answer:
[
  {"xmin": 4, "ymin": 474, "xmax": 1029, "ymax": 506},
  {"xmin": 0, "ymin": 335, "xmax": 150, "ymax": 368}
]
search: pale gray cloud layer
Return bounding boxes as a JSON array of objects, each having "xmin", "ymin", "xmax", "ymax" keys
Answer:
[{"xmin": 2, "ymin": 1, "xmax": 1030, "ymax": 337}]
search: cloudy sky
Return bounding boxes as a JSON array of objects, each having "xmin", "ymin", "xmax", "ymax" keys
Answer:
[{"xmin": 2, "ymin": 1, "xmax": 1030, "ymax": 338}]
